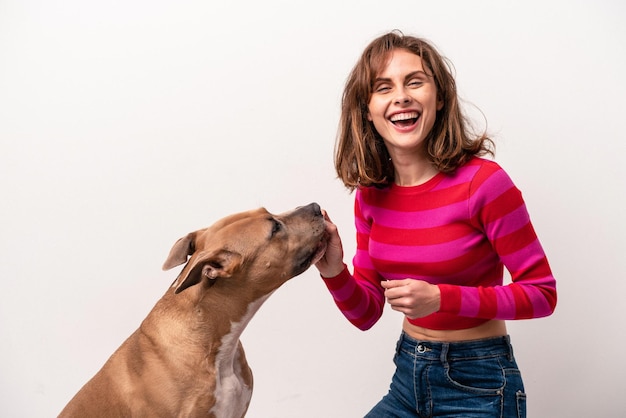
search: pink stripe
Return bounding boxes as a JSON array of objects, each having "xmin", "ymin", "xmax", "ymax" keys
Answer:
[
  {"xmin": 376, "ymin": 251, "xmax": 499, "ymax": 284},
  {"xmin": 485, "ymin": 205, "xmax": 530, "ymax": 238},
  {"xmin": 521, "ymin": 285, "xmax": 553, "ymax": 317},
  {"xmin": 353, "ymin": 249, "xmax": 375, "ymax": 270},
  {"xmin": 355, "ymin": 216, "xmax": 370, "ymax": 233},
  {"xmin": 329, "ymin": 277, "xmax": 358, "ymax": 302},
  {"xmin": 342, "ymin": 298, "xmax": 376, "ymax": 321},
  {"xmin": 380, "ymin": 272, "xmax": 434, "ymax": 281},
  {"xmin": 357, "ymin": 200, "xmax": 469, "ymax": 230},
  {"xmin": 500, "ymin": 240, "xmax": 546, "ymax": 273},
  {"xmin": 431, "ymin": 163, "xmax": 481, "ymax": 191},
  {"xmin": 519, "ymin": 275, "xmax": 556, "ymax": 287},
  {"xmin": 468, "ymin": 169, "xmax": 512, "ymax": 213},
  {"xmin": 458, "ymin": 287, "xmax": 480, "ymax": 317},
  {"xmin": 495, "ymin": 287, "xmax": 517, "ymax": 319},
  {"xmin": 369, "ymin": 234, "xmax": 483, "ymax": 263}
]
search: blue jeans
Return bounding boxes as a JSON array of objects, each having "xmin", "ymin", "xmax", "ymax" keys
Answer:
[{"xmin": 364, "ymin": 332, "xmax": 526, "ymax": 418}]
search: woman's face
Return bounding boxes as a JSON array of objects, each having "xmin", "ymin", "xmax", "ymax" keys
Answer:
[{"xmin": 367, "ymin": 49, "xmax": 443, "ymax": 158}]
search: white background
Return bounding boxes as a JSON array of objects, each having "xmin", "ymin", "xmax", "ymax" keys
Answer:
[{"xmin": 1, "ymin": 1, "xmax": 625, "ymax": 417}]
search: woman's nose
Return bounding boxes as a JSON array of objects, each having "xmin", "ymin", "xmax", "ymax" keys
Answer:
[{"xmin": 394, "ymin": 88, "xmax": 411, "ymax": 104}]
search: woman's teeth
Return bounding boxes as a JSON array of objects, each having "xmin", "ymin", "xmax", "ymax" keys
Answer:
[{"xmin": 390, "ymin": 112, "xmax": 419, "ymax": 126}]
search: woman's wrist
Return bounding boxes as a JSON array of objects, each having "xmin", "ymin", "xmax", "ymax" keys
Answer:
[{"xmin": 319, "ymin": 263, "xmax": 347, "ymax": 279}]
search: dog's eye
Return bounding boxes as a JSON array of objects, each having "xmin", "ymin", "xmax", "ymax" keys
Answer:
[{"xmin": 270, "ymin": 219, "xmax": 282, "ymax": 237}]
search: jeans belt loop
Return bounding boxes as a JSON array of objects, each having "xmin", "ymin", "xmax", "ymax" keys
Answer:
[{"xmin": 440, "ymin": 343, "xmax": 450, "ymax": 364}]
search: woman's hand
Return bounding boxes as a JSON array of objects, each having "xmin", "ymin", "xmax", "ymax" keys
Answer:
[
  {"xmin": 314, "ymin": 210, "xmax": 346, "ymax": 278},
  {"xmin": 381, "ymin": 279, "xmax": 441, "ymax": 319}
]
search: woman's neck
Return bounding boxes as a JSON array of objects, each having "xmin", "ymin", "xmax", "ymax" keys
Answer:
[{"xmin": 392, "ymin": 156, "xmax": 439, "ymax": 187}]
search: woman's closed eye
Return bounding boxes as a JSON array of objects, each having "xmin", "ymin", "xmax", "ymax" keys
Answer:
[{"xmin": 374, "ymin": 83, "xmax": 391, "ymax": 93}]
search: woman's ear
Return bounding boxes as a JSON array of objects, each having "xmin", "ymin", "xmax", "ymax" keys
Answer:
[{"xmin": 437, "ymin": 96, "xmax": 444, "ymax": 111}]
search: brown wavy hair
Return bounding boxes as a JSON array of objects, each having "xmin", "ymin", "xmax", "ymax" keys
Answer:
[{"xmin": 335, "ymin": 30, "xmax": 494, "ymax": 190}]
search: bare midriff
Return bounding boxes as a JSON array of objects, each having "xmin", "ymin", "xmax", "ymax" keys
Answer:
[{"xmin": 403, "ymin": 318, "xmax": 507, "ymax": 342}]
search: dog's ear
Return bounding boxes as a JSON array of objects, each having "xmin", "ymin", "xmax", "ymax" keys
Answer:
[
  {"xmin": 162, "ymin": 232, "xmax": 196, "ymax": 271},
  {"xmin": 174, "ymin": 249, "xmax": 242, "ymax": 294}
]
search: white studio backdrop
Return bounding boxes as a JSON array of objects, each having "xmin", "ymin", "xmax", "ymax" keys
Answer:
[{"xmin": 1, "ymin": 1, "xmax": 625, "ymax": 417}]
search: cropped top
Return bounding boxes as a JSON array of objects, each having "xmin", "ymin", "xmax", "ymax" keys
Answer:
[{"xmin": 322, "ymin": 157, "xmax": 557, "ymax": 331}]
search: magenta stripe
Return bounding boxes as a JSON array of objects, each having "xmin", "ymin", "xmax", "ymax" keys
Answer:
[
  {"xmin": 375, "ymin": 252, "xmax": 498, "ymax": 284},
  {"xmin": 353, "ymin": 249, "xmax": 376, "ymax": 270},
  {"xmin": 495, "ymin": 287, "xmax": 517, "ymax": 319},
  {"xmin": 521, "ymin": 286, "xmax": 553, "ymax": 317},
  {"xmin": 368, "ymin": 234, "xmax": 483, "ymax": 263},
  {"xmin": 379, "ymin": 272, "xmax": 435, "ymax": 281},
  {"xmin": 355, "ymin": 216, "xmax": 370, "ymax": 233},
  {"xmin": 356, "ymin": 200, "xmax": 469, "ymax": 231},
  {"xmin": 342, "ymin": 298, "xmax": 375, "ymax": 321},
  {"xmin": 518, "ymin": 275, "xmax": 556, "ymax": 287},
  {"xmin": 468, "ymin": 169, "xmax": 512, "ymax": 213},
  {"xmin": 458, "ymin": 287, "xmax": 481, "ymax": 317},
  {"xmin": 485, "ymin": 205, "xmax": 530, "ymax": 238},
  {"xmin": 329, "ymin": 277, "xmax": 358, "ymax": 302},
  {"xmin": 432, "ymin": 163, "xmax": 480, "ymax": 191},
  {"xmin": 500, "ymin": 240, "xmax": 545, "ymax": 273}
]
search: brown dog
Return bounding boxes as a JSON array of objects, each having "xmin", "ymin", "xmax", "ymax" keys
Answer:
[{"xmin": 58, "ymin": 203, "xmax": 327, "ymax": 418}]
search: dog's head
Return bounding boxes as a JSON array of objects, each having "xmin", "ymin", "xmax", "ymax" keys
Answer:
[{"xmin": 162, "ymin": 203, "xmax": 327, "ymax": 296}]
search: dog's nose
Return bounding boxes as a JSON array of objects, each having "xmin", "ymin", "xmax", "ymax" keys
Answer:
[
  {"xmin": 304, "ymin": 202, "xmax": 321, "ymax": 216},
  {"xmin": 294, "ymin": 203, "xmax": 322, "ymax": 217},
  {"xmin": 310, "ymin": 202, "xmax": 321, "ymax": 216}
]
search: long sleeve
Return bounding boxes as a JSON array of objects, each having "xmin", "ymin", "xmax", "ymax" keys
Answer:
[{"xmin": 321, "ymin": 196, "xmax": 386, "ymax": 331}]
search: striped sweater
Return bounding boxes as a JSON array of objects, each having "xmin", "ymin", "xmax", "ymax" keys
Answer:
[{"xmin": 323, "ymin": 157, "xmax": 557, "ymax": 331}]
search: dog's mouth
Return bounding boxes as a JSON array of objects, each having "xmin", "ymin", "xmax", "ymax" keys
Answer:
[
  {"xmin": 310, "ymin": 234, "xmax": 328, "ymax": 265},
  {"xmin": 293, "ymin": 234, "xmax": 328, "ymax": 276}
]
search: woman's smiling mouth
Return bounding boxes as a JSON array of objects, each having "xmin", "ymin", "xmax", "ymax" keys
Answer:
[{"xmin": 389, "ymin": 111, "xmax": 420, "ymax": 128}]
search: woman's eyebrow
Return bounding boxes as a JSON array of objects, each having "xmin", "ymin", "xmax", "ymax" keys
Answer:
[
  {"xmin": 404, "ymin": 70, "xmax": 428, "ymax": 80},
  {"xmin": 373, "ymin": 70, "xmax": 429, "ymax": 84}
]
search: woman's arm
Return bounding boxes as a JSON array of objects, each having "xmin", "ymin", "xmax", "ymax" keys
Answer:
[
  {"xmin": 316, "ymin": 207, "xmax": 386, "ymax": 331},
  {"xmin": 437, "ymin": 163, "xmax": 557, "ymax": 320}
]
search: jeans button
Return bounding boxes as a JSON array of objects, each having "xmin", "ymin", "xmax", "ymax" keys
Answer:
[{"xmin": 417, "ymin": 344, "xmax": 426, "ymax": 353}]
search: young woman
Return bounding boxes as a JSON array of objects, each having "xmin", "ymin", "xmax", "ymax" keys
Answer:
[{"xmin": 315, "ymin": 31, "xmax": 557, "ymax": 418}]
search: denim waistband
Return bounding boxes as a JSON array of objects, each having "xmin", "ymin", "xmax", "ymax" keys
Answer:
[{"xmin": 397, "ymin": 331, "xmax": 514, "ymax": 361}]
